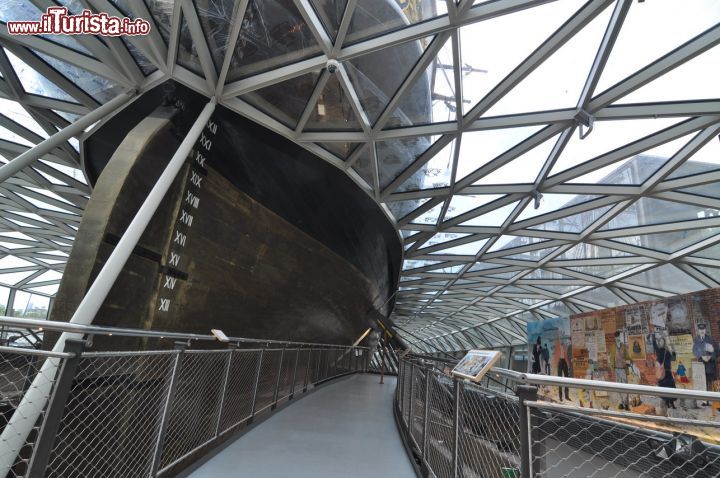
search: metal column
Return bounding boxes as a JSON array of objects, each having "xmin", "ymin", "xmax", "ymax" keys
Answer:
[
  {"xmin": 452, "ymin": 379, "xmax": 461, "ymax": 478},
  {"xmin": 422, "ymin": 369, "xmax": 431, "ymax": 458},
  {"xmin": 214, "ymin": 347, "xmax": 235, "ymax": 437},
  {"xmin": 517, "ymin": 385, "xmax": 538, "ymax": 478},
  {"xmin": 150, "ymin": 342, "xmax": 186, "ymax": 475},
  {"xmin": 26, "ymin": 340, "xmax": 85, "ymax": 476},
  {"xmin": 249, "ymin": 349, "xmax": 264, "ymax": 424}
]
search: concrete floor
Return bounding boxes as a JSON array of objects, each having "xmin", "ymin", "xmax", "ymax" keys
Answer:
[{"xmin": 187, "ymin": 374, "xmax": 416, "ymax": 478}]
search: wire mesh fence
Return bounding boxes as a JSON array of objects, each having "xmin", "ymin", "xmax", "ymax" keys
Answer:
[
  {"xmin": 527, "ymin": 400, "xmax": 720, "ymax": 478},
  {"xmin": 0, "ymin": 336, "xmax": 367, "ymax": 478},
  {"xmin": 0, "ymin": 350, "xmax": 61, "ymax": 478},
  {"xmin": 396, "ymin": 356, "xmax": 720, "ymax": 478}
]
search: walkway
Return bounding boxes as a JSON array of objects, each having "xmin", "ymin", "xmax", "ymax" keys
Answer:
[{"xmin": 186, "ymin": 374, "xmax": 416, "ymax": 478}]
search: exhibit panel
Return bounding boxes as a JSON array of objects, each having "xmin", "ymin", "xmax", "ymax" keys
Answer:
[{"xmin": 527, "ymin": 287, "xmax": 720, "ymax": 441}]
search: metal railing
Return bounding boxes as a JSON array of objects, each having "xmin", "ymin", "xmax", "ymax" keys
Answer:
[
  {"xmin": 0, "ymin": 317, "xmax": 368, "ymax": 478},
  {"xmin": 396, "ymin": 356, "xmax": 720, "ymax": 478}
]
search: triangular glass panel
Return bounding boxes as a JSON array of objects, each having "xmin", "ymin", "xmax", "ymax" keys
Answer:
[
  {"xmin": 227, "ymin": 0, "xmax": 322, "ymax": 81},
  {"xmin": 468, "ymin": 262, "xmax": 504, "ymax": 272},
  {"xmin": 536, "ymin": 284, "xmax": 583, "ymax": 295},
  {"xmin": 617, "ymin": 45, "xmax": 720, "ymax": 104},
  {"xmin": 667, "ymin": 133, "xmax": 720, "ymax": 180},
  {"xmin": 625, "ymin": 290, "xmax": 658, "ymax": 303},
  {"xmin": 694, "ymin": 243, "xmax": 720, "ymax": 261},
  {"xmin": 485, "ymin": 271, "xmax": 518, "ymax": 280},
  {"xmin": 305, "ymin": 74, "xmax": 363, "ymax": 131},
  {"xmin": 621, "ymin": 264, "xmax": 704, "ymax": 295},
  {"xmin": 610, "ymin": 227, "xmax": 720, "ymax": 255},
  {"xmin": 403, "ymin": 259, "xmax": 443, "ymax": 271},
  {"xmin": 438, "ymin": 264, "xmax": 465, "ymax": 274},
  {"xmin": 564, "ymin": 264, "xmax": 639, "ymax": 279},
  {"xmin": 121, "ymin": 38, "xmax": 158, "ymax": 76},
  {"xmin": 28, "ymin": 284, "xmax": 59, "ymax": 296},
  {"xmin": 34, "ymin": 51, "xmax": 123, "ymax": 103},
  {"xmin": 516, "ymin": 194, "xmax": 600, "ymax": 223},
  {"xmin": 346, "ymin": 35, "xmax": 433, "ymax": 126},
  {"xmin": 488, "ymin": 235, "xmax": 546, "ymax": 253},
  {"xmin": 484, "ymin": 6, "xmax": 611, "ymax": 117},
  {"xmin": 692, "ymin": 265, "xmax": 720, "ymax": 283},
  {"xmin": 422, "ymin": 232, "xmax": 471, "ymax": 248},
  {"xmin": 141, "ymin": 0, "xmax": 174, "ymax": 43},
  {"xmin": 396, "ymin": 140, "xmax": 455, "ymax": 193},
  {"xmin": 317, "ymin": 142, "xmax": 361, "ymax": 160},
  {"xmin": 385, "ymin": 36, "xmax": 455, "ymax": 127},
  {"xmin": 0, "ymin": 255, "xmax": 34, "ymax": 269},
  {"xmin": 6, "ymin": 218, "xmax": 41, "ymax": 229},
  {"xmin": 567, "ymin": 133, "xmax": 698, "ymax": 185},
  {"xmin": 555, "ymin": 243, "xmax": 632, "ymax": 260},
  {"xmin": 400, "ymin": 229, "xmax": 419, "ymax": 239},
  {"xmin": 0, "ymin": 126, "xmax": 33, "ymax": 147},
  {"xmin": 386, "ymin": 199, "xmax": 429, "ymax": 222},
  {"xmin": 241, "ymin": 71, "xmax": 321, "ymax": 129},
  {"xmin": 51, "ymin": 110, "xmax": 80, "ymax": 123},
  {"xmin": 352, "ymin": 145, "xmax": 375, "ymax": 188},
  {"xmin": 599, "ymin": 198, "xmax": 709, "ymax": 230},
  {"xmin": 680, "ymin": 184, "xmax": 720, "ymax": 200},
  {"xmin": 525, "ymin": 269, "xmax": 574, "ymax": 280},
  {"xmin": 28, "ymin": 270, "xmax": 63, "ymax": 284},
  {"xmin": 309, "ymin": 0, "xmax": 348, "ymax": 40},
  {"xmin": 459, "ymin": 201, "xmax": 520, "ymax": 227},
  {"xmin": 4, "ymin": 50, "xmax": 76, "ymax": 103},
  {"xmin": 457, "ymin": 125, "xmax": 544, "ymax": 181},
  {"xmin": 445, "ymin": 194, "xmax": 504, "ymax": 220},
  {"xmin": 529, "ymin": 205, "xmax": 612, "ymax": 233},
  {"xmin": 460, "ymin": 0, "xmax": 585, "ymax": 115},
  {"xmin": 595, "ymin": 1, "xmax": 720, "ymax": 93},
  {"xmin": 108, "ymin": 1, "xmax": 159, "ymax": 74},
  {"xmin": 177, "ymin": 12, "xmax": 204, "ymax": 75},
  {"xmin": 410, "ymin": 201, "xmax": 446, "ymax": 227},
  {"xmin": 572, "ymin": 287, "xmax": 626, "ymax": 308},
  {"xmin": 429, "ymin": 239, "xmax": 488, "ymax": 256},
  {"xmin": 36, "ymin": 169, "xmax": 68, "ymax": 187},
  {"xmin": 0, "ymin": 271, "xmax": 36, "ymax": 285},
  {"xmin": 193, "ymin": 0, "xmax": 236, "ymax": 71},
  {"xmin": 549, "ymin": 118, "xmax": 685, "ymax": 178},
  {"xmin": 377, "ymin": 136, "xmax": 439, "ymax": 189},
  {"xmin": 476, "ymin": 133, "xmax": 560, "ymax": 185},
  {"xmin": 345, "ymin": 1, "xmax": 447, "ymax": 44}
]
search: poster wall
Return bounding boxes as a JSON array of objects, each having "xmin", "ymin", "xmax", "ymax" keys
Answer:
[{"xmin": 526, "ymin": 288, "xmax": 720, "ymax": 424}]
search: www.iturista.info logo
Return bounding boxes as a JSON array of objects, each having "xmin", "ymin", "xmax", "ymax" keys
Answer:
[{"xmin": 7, "ymin": 7, "xmax": 151, "ymax": 36}]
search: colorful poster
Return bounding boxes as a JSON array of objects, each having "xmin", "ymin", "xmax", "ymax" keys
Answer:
[
  {"xmin": 650, "ymin": 302, "xmax": 668, "ymax": 329},
  {"xmin": 667, "ymin": 298, "xmax": 692, "ymax": 335},
  {"xmin": 628, "ymin": 335, "xmax": 646, "ymax": 360},
  {"xmin": 527, "ymin": 317, "xmax": 572, "ymax": 401},
  {"xmin": 668, "ymin": 334, "xmax": 694, "ymax": 389},
  {"xmin": 525, "ymin": 288, "xmax": 720, "ymax": 429},
  {"xmin": 692, "ymin": 361, "xmax": 707, "ymax": 392},
  {"xmin": 571, "ymin": 317, "xmax": 585, "ymax": 347}
]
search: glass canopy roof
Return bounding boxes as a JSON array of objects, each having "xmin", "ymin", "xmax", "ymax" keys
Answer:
[{"xmin": 0, "ymin": 0, "xmax": 719, "ymax": 352}]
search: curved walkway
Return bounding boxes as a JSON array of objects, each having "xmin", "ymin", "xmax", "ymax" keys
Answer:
[{"xmin": 186, "ymin": 374, "xmax": 415, "ymax": 477}]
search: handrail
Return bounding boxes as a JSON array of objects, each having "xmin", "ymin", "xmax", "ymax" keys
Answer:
[
  {"xmin": 492, "ymin": 367, "xmax": 720, "ymax": 401},
  {"xmin": 405, "ymin": 353, "xmax": 720, "ymax": 402},
  {"xmin": 0, "ymin": 316, "xmax": 368, "ymax": 350}
]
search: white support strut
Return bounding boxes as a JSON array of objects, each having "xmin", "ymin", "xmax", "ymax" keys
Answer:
[{"xmin": 0, "ymin": 91, "xmax": 136, "ymax": 185}]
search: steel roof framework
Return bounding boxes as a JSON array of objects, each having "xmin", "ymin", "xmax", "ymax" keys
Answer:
[{"xmin": 0, "ymin": 0, "xmax": 718, "ymax": 351}]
